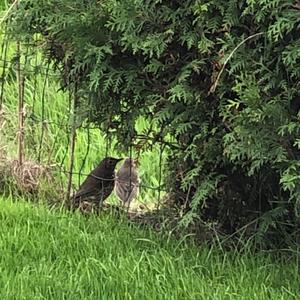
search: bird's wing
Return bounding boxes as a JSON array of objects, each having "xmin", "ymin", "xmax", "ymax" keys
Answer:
[
  {"xmin": 73, "ymin": 187, "xmax": 99, "ymax": 200},
  {"xmin": 115, "ymin": 180, "xmax": 139, "ymax": 203}
]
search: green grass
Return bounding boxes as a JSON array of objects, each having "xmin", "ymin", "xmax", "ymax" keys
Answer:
[{"xmin": 0, "ymin": 196, "xmax": 299, "ymax": 300}]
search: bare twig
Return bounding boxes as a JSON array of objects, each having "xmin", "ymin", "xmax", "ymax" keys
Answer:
[
  {"xmin": 156, "ymin": 139, "xmax": 165, "ymax": 210},
  {"xmin": 209, "ymin": 32, "xmax": 264, "ymax": 94},
  {"xmin": 37, "ymin": 61, "xmax": 50, "ymax": 162},
  {"xmin": 16, "ymin": 1, "xmax": 25, "ymax": 166},
  {"xmin": 0, "ymin": 0, "xmax": 18, "ymax": 26},
  {"xmin": 66, "ymin": 85, "xmax": 79, "ymax": 204},
  {"xmin": 0, "ymin": 26, "xmax": 9, "ymax": 110}
]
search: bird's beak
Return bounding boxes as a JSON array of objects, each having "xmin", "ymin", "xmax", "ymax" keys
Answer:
[{"xmin": 117, "ymin": 158, "xmax": 123, "ymax": 163}]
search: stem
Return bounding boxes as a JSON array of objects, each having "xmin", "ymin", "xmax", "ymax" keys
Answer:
[
  {"xmin": 16, "ymin": 1, "xmax": 25, "ymax": 166},
  {"xmin": 209, "ymin": 32, "xmax": 263, "ymax": 94},
  {"xmin": 66, "ymin": 84, "xmax": 78, "ymax": 204}
]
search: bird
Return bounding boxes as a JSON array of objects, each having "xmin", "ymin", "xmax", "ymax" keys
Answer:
[
  {"xmin": 114, "ymin": 157, "xmax": 140, "ymax": 211},
  {"xmin": 72, "ymin": 157, "xmax": 122, "ymax": 211}
]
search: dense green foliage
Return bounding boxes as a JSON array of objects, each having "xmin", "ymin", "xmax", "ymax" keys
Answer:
[
  {"xmin": 0, "ymin": 196, "xmax": 299, "ymax": 299},
  {"xmin": 8, "ymin": 0, "xmax": 300, "ymax": 245}
]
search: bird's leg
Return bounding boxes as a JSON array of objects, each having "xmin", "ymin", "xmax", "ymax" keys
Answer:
[
  {"xmin": 126, "ymin": 201, "xmax": 130, "ymax": 215},
  {"xmin": 125, "ymin": 182, "xmax": 133, "ymax": 214},
  {"xmin": 98, "ymin": 201, "xmax": 103, "ymax": 212}
]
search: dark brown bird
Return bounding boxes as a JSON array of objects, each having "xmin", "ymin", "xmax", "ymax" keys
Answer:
[
  {"xmin": 72, "ymin": 157, "xmax": 122, "ymax": 210},
  {"xmin": 114, "ymin": 157, "xmax": 140, "ymax": 211}
]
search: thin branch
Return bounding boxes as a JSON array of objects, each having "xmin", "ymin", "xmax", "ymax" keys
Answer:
[
  {"xmin": 37, "ymin": 61, "xmax": 50, "ymax": 162},
  {"xmin": 16, "ymin": 0, "xmax": 25, "ymax": 166},
  {"xmin": 156, "ymin": 139, "xmax": 165, "ymax": 210},
  {"xmin": 66, "ymin": 83, "xmax": 79, "ymax": 204},
  {"xmin": 0, "ymin": 0, "xmax": 18, "ymax": 26},
  {"xmin": 209, "ymin": 32, "xmax": 264, "ymax": 94}
]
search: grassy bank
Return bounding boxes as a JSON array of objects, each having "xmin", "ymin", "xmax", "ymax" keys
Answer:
[{"xmin": 0, "ymin": 196, "xmax": 299, "ymax": 299}]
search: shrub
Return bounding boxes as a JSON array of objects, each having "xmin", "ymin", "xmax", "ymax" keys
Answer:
[{"xmin": 7, "ymin": 0, "xmax": 300, "ymax": 246}]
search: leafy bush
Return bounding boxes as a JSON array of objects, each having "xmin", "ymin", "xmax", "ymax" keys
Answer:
[{"xmin": 8, "ymin": 0, "xmax": 300, "ymax": 246}]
